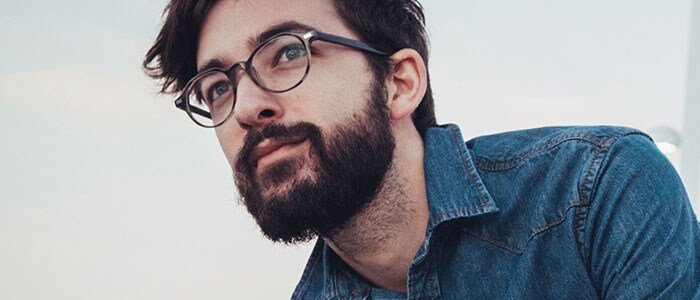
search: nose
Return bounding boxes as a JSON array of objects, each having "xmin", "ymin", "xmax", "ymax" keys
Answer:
[{"xmin": 231, "ymin": 73, "xmax": 283, "ymax": 130}]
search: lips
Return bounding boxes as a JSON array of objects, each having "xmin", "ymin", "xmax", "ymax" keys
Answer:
[{"xmin": 249, "ymin": 135, "xmax": 308, "ymax": 167}]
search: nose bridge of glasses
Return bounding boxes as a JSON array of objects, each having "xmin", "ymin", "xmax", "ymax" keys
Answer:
[
  {"xmin": 226, "ymin": 61, "xmax": 247, "ymax": 85},
  {"xmin": 228, "ymin": 60, "xmax": 268, "ymax": 91}
]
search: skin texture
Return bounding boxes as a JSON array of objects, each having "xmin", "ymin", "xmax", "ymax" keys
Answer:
[{"xmin": 197, "ymin": 0, "xmax": 430, "ymax": 291}]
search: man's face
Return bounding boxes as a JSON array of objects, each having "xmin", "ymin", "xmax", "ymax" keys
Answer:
[{"xmin": 197, "ymin": 0, "xmax": 396, "ymax": 243}]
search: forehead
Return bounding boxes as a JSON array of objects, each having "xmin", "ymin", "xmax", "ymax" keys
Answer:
[{"xmin": 197, "ymin": 0, "xmax": 352, "ymax": 69}]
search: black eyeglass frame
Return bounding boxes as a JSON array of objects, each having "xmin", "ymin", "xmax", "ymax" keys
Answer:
[{"xmin": 174, "ymin": 30, "xmax": 390, "ymax": 128}]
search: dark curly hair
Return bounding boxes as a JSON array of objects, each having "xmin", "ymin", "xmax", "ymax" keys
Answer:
[{"xmin": 143, "ymin": 0, "xmax": 437, "ymax": 135}]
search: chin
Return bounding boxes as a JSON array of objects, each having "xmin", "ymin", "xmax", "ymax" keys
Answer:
[{"xmin": 257, "ymin": 156, "xmax": 317, "ymax": 197}]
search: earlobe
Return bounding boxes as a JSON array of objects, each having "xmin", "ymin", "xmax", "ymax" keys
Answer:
[{"xmin": 386, "ymin": 49, "xmax": 427, "ymax": 121}]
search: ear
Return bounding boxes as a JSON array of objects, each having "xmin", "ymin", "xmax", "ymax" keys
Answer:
[{"xmin": 385, "ymin": 48, "xmax": 428, "ymax": 121}]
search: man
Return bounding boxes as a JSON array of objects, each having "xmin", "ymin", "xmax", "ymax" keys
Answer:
[{"xmin": 143, "ymin": 0, "xmax": 700, "ymax": 298}]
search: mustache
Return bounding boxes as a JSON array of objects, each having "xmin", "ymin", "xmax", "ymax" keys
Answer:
[{"xmin": 235, "ymin": 122, "xmax": 321, "ymax": 172}]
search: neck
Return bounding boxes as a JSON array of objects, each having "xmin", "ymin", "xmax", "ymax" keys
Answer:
[{"xmin": 324, "ymin": 127, "xmax": 429, "ymax": 292}]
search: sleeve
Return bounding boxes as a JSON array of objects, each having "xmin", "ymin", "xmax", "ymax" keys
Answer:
[{"xmin": 583, "ymin": 133, "xmax": 700, "ymax": 299}]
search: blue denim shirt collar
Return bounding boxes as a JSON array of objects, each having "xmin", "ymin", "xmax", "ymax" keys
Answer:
[
  {"xmin": 406, "ymin": 124, "xmax": 499, "ymax": 297},
  {"xmin": 293, "ymin": 124, "xmax": 499, "ymax": 299},
  {"xmin": 423, "ymin": 124, "xmax": 499, "ymax": 231}
]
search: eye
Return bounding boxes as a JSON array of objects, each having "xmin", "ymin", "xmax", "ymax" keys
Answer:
[
  {"xmin": 205, "ymin": 80, "xmax": 233, "ymax": 105},
  {"xmin": 273, "ymin": 43, "xmax": 307, "ymax": 66}
]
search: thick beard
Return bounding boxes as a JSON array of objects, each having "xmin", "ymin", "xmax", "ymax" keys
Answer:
[{"xmin": 233, "ymin": 81, "xmax": 395, "ymax": 244}]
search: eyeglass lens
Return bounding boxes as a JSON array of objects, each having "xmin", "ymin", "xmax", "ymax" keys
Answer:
[{"xmin": 185, "ymin": 34, "xmax": 310, "ymax": 127}]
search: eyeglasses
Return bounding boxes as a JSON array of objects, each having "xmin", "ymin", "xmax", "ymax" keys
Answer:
[{"xmin": 174, "ymin": 30, "xmax": 389, "ymax": 128}]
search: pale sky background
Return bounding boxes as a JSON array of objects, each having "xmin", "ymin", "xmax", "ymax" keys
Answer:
[{"xmin": 1, "ymin": 0, "xmax": 698, "ymax": 299}]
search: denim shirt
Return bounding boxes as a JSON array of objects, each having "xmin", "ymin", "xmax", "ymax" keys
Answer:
[{"xmin": 291, "ymin": 124, "xmax": 700, "ymax": 300}]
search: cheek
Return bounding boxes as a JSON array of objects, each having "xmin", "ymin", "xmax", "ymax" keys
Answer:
[{"xmin": 295, "ymin": 61, "xmax": 373, "ymax": 121}]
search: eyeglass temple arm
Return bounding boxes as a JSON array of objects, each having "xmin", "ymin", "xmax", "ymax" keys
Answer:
[
  {"xmin": 175, "ymin": 97, "xmax": 212, "ymax": 119},
  {"xmin": 312, "ymin": 31, "xmax": 389, "ymax": 56}
]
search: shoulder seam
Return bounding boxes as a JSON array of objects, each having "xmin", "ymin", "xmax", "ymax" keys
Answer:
[
  {"xmin": 574, "ymin": 130, "xmax": 652, "ymax": 267},
  {"xmin": 579, "ymin": 130, "xmax": 652, "ymax": 203}
]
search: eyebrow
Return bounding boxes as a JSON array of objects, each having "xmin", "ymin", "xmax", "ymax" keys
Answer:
[
  {"xmin": 248, "ymin": 21, "xmax": 315, "ymax": 49},
  {"xmin": 197, "ymin": 21, "xmax": 316, "ymax": 73},
  {"xmin": 197, "ymin": 58, "xmax": 226, "ymax": 73}
]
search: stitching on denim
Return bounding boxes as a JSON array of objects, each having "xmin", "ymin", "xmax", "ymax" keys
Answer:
[
  {"xmin": 525, "ymin": 200, "xmax": 590, "ymax": 250},
  {"xmin": 428, "ymin": 264, "xmax": 437, "ymax": 300},
  {"xmin": 573, "ymin": 136, "xmax": 607, "ymax": 262},
  {"xmin": 429, "ymin": 228, "xmax": 447, "ymax": 300},
  {"xmin": 474, "ymin": 132, "xmax": 610, "ymax": 171},
  {"xmin": 571, "ymin": 130, "xmax": 622, "ymax": 262},
  {"xmin": 464, "ymin": 230, "xmax": 524, "ymax": 254},
  {"xmin": 429, "ymin": 205, "xmax": 490, "ymax": 228},
  {"xmin": 575, "ymin": 133, "xmax": 615, "ymax": 296},
  {"xmin": 579, "ymin": 129, "xmax": 641, "ymax": 202},
  {"xmin": 573, "ymin": 206, "xmax": 583, "ymax": 245},
  {"xmin": 448, "ymin": 127, "xmax": 490, "ymax": 207},
  {"xmin": 529, "ymin": 200, "xmax": 588, "ymax": 237},
  {"xmin": 573, "ymin": 205, "xmax": 589, "ymax": 266},
  {"xmin": 579, "ymin": 137, "xmax": 610, "ymax": 201},
  {"xmin": 531, "ymin": 216, "xmax": 567, "ymax": 236},
  {"xmin": 473, "ymin": 126, "xmax": 649, "ymax": 172},
  {"xmin": 576, "ymin": 131, "xmax": 651, "ymax": 273},
  {"xmin": 463, "ymin": 200, "xmax": 589, "ymax": 254}
]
